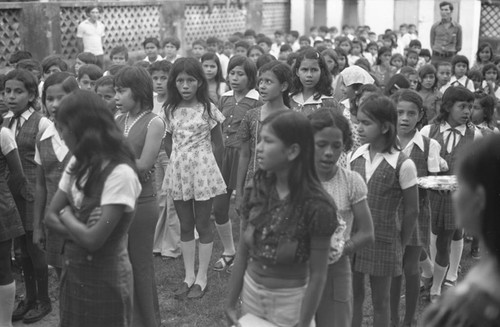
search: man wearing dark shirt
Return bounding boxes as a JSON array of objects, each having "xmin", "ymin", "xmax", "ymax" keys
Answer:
[{"xmin": 430, "ymin": 1, "xmax": 462, "ymax": 64}]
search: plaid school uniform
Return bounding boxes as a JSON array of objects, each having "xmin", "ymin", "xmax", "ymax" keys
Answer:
[
  {"xmin": 351, "ymin": 149, "xmax": 408, "ymax": 277},
  {"xmin": 219, "ymin": 89, "xmax": 263, "ymax": 189},
  {"xmin": 3, "ymin": 111, "xmax": 42, "ymax": 231},
  {"xmin": 427, "ymin": 124, "xmax": 474, "ymax": 230},
  {"xmin": 60, "ymin": 163, "xmax": 134, "ymax": 327},
  {"xmin": 404, "ymin": 136, "xmax": 431, "ymax": 247},
  {"xmin": 37, "ymin": 134, "xmax": 71, "ymax": 268}
]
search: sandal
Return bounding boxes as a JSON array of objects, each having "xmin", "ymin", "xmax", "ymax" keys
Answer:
[{"xmin": 213, "ymin": 254, "xmax": 235, "ymax": 271}]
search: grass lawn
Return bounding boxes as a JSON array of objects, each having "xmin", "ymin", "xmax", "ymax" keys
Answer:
[{"xmin": 14, "ymin": 202, "xmax": 477, "ymax": 327}]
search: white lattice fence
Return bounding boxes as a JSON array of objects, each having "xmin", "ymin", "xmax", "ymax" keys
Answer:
[
  {"xmin": 0, "ymin": 8, "xmax": 22, "ymax": 64},
  {"xmin": 184, "ymin": 3, "xmax": 247, "ymax": 46},
  {"xmin": 60, "ymin": 4, "xmax": 161, "ymax": 59},
  {"xmin": 480, "ymin": 3, "xmax": 500, "ymax": 38}
]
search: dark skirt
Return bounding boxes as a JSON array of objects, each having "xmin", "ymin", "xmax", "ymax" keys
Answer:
[
  {"xmin": 429, "ymin": 190, "xmax": 456, "ymax": 231},
  {"xmin": 221, "ymin": 146, "xmax": 239, "ymax": 190},
  {"xmin": 353, "ymin": 237, "xmax": 403, "ymax": 277},
  {"xmin": 60, "ymin": 244, "xmax": 133, "ymax": 327},
  {"xmin": 128, "ymin": 195, "xmax": 161, "ymax": 327}
]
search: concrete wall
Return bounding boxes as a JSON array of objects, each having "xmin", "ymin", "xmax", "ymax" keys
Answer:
[
  {"xmin": 290, "ymin": 0, "xmax": 314, "ymax": 35},
  {"xmin": 326, "ymin": 0, "xmax": 343, "ymax": 29},
  {"xmin": 362, "ymin": 0, "xmax": 395, "ymax": 35},
  {"xmin": 457, "ymin": 0, "xmax": 481, "ymax": 63}
]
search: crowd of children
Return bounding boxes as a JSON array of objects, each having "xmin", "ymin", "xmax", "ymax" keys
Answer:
[{"xmin": 0, "ymin": 8, "xmax": 499, "ymax": 327}]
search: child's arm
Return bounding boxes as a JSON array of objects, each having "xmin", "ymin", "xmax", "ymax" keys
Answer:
[
  {"xmin": 401, "ymin": 185, "xmax": 419, "ymax": 246},
  {"xmin": 136, "ymin": 117, "xmax": 165, "ymax": 175},
  {"xmin": 225, "ymin": 232, "xmax": 249, "ymax": 326},
  {"xmin": 5, "ymin": 146, "xmax": 26, "ymax": 197},
  {"xmin": 344, "ymin": 172, "xmax": 374, "ymax": 255},
  {"xmin": 235, "ymin": 141, "xmax": 250, "ymax": 211},
  {"xmin": 400, "ymin": 159, "xmax": 419, "ymax": 247},
  {"xmin": 33, "ymin": 165, "xmax": 47, "ymax": 250},
  {"xmin": 58, "ymin": 204, "xmax": 126, "ymax": 252},
  {"xmin": 225, "ymin": 187, "xmax": 253, "ymax": 325},
  {"xmin": 45, "ymin": 189, "xmax": 72, "ymax": 239},
  {"xmin": 210, "ymin": 122, "xmax": 224, "ymax": 170},
  {"xmin": 346, "ymin": 199, "xmax": 374, "ymax": 255},
  {"xmin": 299, "ymin": 238, "xmax": 330, "ymax": 327}
]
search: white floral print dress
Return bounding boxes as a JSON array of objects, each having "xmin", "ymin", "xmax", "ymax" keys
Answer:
[{"xmin": 166, "ymin": 103, "xmax": 226, "ymax": 201}]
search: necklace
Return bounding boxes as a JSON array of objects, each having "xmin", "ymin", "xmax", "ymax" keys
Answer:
[{"xmin": 124, "ymin": 111, "xmax": 147, "ymax": 137}]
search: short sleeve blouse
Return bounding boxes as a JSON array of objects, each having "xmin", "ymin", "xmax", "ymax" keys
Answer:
[
  {"xmin": 0, "ymin": 127, "xmax": 17, "ymax": 156},
  {"xmin": 242, "ymin": 180, "xmax": 338, "ymax": 265},
  {"xmin": 58, "ymin": 157, "xmax": 142, "ymax": 213},
  {"xmin": 321, "ymin": 167, "xmax": 367, "ymax": 263}
]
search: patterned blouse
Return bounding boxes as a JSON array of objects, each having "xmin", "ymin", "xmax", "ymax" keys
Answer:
[
  {"xmin": 241, "ymin": 176, "xmax": 338, "ymax": 265},
  {"xmin": 237, "ymin": 107, "xmax": 263, "ymax": 187}
]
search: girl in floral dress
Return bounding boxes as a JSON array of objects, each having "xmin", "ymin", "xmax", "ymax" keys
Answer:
[
  {"xmin": 164, "ymin": 58, "xmax": 226, "ymax": 299},
  {"xmin": 236, "ymin": 62, "xmax": 292, "ymax": 204}
]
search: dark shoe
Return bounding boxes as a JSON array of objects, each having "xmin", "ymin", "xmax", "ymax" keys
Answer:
[
  {"xmin": 23, "ymin": 301, "xmax": 52, "ymax": 324},
  {"xmin": 187, "ymin": 284, "xmax": 207, "ymax": 299},
  {"xmin": 12, "ymin": 300, "xmax": 36, "ymax": 321},
  {"xmin": 174, "ymin": 282, "xmax": 192, "ymax": 299},
  {"xmin": 420, "ymin": 276, "xmax": 433, "ymax": 293},
  {"xmin": 471, "ymin": 247, "xmax": 481, "ymax": 260}
]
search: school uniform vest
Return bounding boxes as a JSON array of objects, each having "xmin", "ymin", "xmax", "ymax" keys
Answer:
[
  {"xmin": 61, "ymin": 162, "xmax": 134, "ymax": 326},
  {"xmin": 428, "ymin": 123, "xmax": 474, "ymax": 230},
  {"xmin": 429, "ymin": 123, "xmax": 474, "ymax": 174},
  {"xmin": 3, "ymin": 111, "xmax": 42, "ymax": 230},
  {"xmin": 406, "ymin": 137, "xmax": 431, "ymax": 247},
  {"xmin": 350, "ymin": 151, "xmax": 407, "ymax": 276}
]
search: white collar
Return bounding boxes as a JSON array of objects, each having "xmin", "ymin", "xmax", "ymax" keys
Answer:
[
  {"xmin": 350, "ymin": 144, "xmax": 399, "ymax": 169},
  {"xmin": 439, "ymin": 122, "xmax": 466, "ymax": 136},
  {"xmin": 400, "ymin": 130, "xmax": 425, "ymax": 152},
  {"xmin": 39, "ymin": 122, "xmax": 57, "ymax": 141},
  {"xmin": 222, "ymin": 88, "xmax": 260, "ymax": 101},
  {"xmin": 450, "ymin": 75, "xmax": 468, "ymax": 84},
  {"xmin": 15, "ymin": 107, "xmax": 35, "ymax": 120},
  {"xmin": 292, "ymin": 92, "xmax": 332, "ymax": 105},
  {"xmin": 143, "ymin": 55, "xmax": 163, "ymax": 63}
]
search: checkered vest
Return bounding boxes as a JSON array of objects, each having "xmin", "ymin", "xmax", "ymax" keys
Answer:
[{"xmin": 351, "ymin": 151, "xmax": 407, "ymax": 243}]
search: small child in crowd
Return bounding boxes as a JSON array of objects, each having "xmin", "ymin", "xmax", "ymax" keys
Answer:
[
  {"xmin": 109, "ymin": 46, "xmax": 128, "ymax": 65},
  {"xmin": 77, "ymin": 64, "xmax": 103, "ymax": 91},
  {"xmin": 94, "ymin": 76, "xmax": 117, "ymax": 114},
  {"xmin": 143, "ymin": 37, "xmax": 163, "ymax": 63},
  {"xmin": 450, "ymin": 55, "xmax": 475, "ymax": 92}
]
